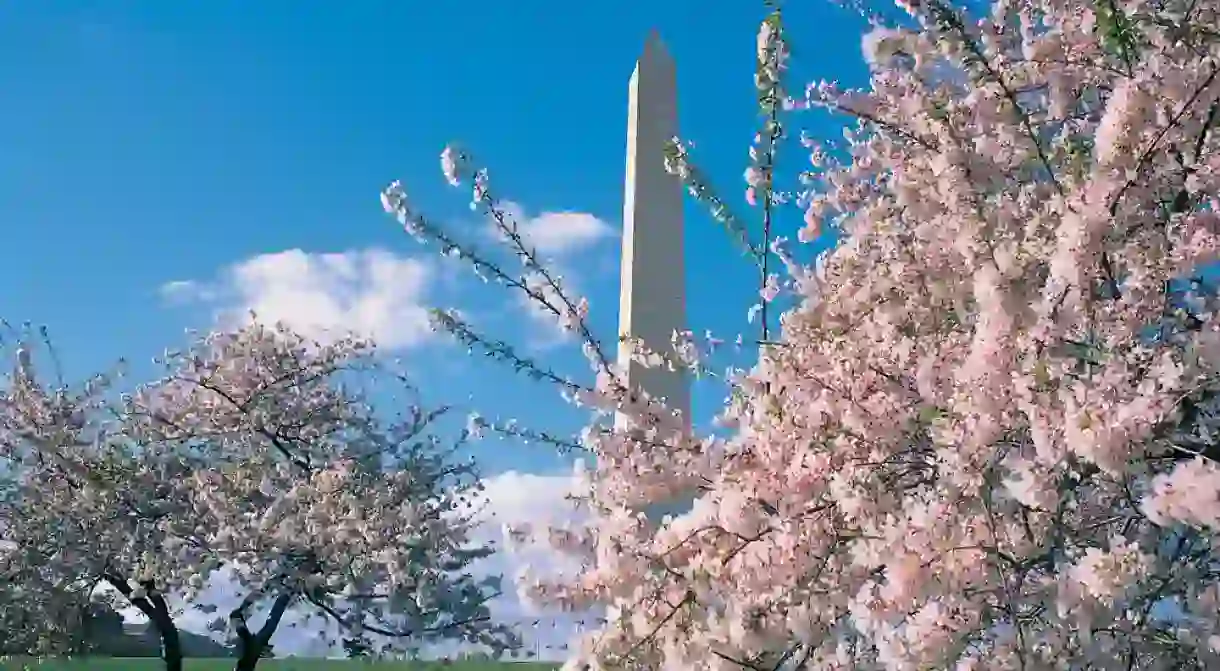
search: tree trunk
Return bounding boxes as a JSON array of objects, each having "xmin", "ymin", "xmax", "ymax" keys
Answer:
[
  {"xmin": 102, "ymin": 575, "xmax": 184, "ymax": 671},
  {"xmin": 231, "ymin": 592, "xmax": 294, "ymax": 671},
  {"xmin": 150, "ymin": 609, "xmax": 184, "ymax": 671},
  {"xmin": 234, "ymin": 649, "xmax": 261, "ymax": 671}
]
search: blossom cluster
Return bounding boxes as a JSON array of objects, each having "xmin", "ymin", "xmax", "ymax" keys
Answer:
[
  {"xmin": 0, "ymin": 322, "xmax": 517, "ymax": 665},
  {"xmin": 383, "ymin": 1, "xmax": 1220, "ymax": 669}
]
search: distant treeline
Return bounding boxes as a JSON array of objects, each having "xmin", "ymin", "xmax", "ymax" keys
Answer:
[
  {"xmin": 0, "ymin": 601, "xmax": 237, "ymax": 658},
  {"xmin": 93, "ymin": 624, "xmax": 237, "ymax": 659}
]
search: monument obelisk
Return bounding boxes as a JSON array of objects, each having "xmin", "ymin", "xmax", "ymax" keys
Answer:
[{"xmin": 616, "ymin": 32, "xmax": 690, "ymax": 433}]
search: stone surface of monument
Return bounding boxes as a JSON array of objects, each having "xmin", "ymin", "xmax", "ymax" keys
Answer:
[{"xmin": 616, "ymin": 32, "xmax": 690, "ymax": 433}]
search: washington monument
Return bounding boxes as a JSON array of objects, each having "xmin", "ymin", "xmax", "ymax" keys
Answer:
[{"xmin": 617, "ymin": 32, "xmax": 690, "ymax": 432}]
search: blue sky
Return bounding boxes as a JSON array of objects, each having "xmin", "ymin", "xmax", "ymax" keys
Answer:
[
  {"xmin": 1, "ymin": 1, "xmax": 871, "ymax": 655},
  {"xmin": 0, "ymin": 0, "xmax": 868, "ymax": 473}
]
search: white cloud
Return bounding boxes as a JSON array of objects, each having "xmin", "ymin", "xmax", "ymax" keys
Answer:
[
  {"xmin": 161, "ymin": 248, "xmax": 435, "ymax": 350},
  {"xmin": 159, "ymin": 280, "xmax": 210, "ymax": 303},
  {"xmin": 472, "ymin": 470, "xmax": 588, "ymax": 603},
  {"xmin": 484, "ymin": 203, "xmax": 615, "ymax": 349},
  {"xmin": 119, "ymin": 469, "xmax": 591, "ymax": 661},
  {"xmin": 491, "ymin": 202, "xmax": 614, "ymax": 258},
  {"xmin": 520, "ymin": 212, "xmax": 614, "ymax": 256},
  {"xmin": 455, "ymin": 470, "xmax": 596, "ymax": 661}
]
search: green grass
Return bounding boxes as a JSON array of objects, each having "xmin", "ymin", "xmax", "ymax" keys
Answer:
[{"xmin": 0, "ymin": 659, "xmax": 557, "ymax": 670}]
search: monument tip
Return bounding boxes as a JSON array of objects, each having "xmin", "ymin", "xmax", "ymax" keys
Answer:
[{"xmin": 640, "ymin": 29, "xmax": 671, "ymax": 62}]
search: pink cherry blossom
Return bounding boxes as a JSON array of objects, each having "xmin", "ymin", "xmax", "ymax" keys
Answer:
[
  {"xmin": 378, "ymin": 1, "xmax": 1220, "ymax": 668},
  {"xmin": 1, "ymin": 322, "xmax": 518, "ymax": 669}
]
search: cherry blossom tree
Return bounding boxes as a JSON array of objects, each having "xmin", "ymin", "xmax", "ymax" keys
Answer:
[
  {"xmin": 0, "ymin": 335, "xmax": 193, "ymax": 666},
  {"xmin": 0, "ymin": 322, "xmax": 519, "ymax": 671},
  {"xmin": 0, "ymin": 557, "xmax": 99, "ymax": 657},
  {"xmin": 132, "ymin": 322, "xmax": 522, "ymax": 669},
  {"xmin": 378, "ymin": 0, "xmax": 1220, "ymax": 668},
  {"xmin": 0, "ymin": 564, "xmax": 127, "ymax": 659}
]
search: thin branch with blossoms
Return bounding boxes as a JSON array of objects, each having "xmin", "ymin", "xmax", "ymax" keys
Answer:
[
  {"xmin": 431, "ymin": 308, "xmax": 590, "ymax": 395},
  {"xmin": 383, "ymin": 162, "xmax": 614, "ymax": 380},
  {"xmin": 663, "ymin": 137, "xmax": 761, "ymax": 260},
  {"xmin": 383, "ymin": 154, "xmax": 695, "ymax": 437}
]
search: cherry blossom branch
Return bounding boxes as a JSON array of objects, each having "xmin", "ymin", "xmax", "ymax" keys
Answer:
[
  {"xmin": 431, "ymin": 309, "xmax": 589, "ymax": 394},
  {"xmin": 663, "ymin": 138, "xmax": 761, "ymax": 259},
  {"xmin": 303, "ymin": 590, "xmax": 498, "ymax": 639}
]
